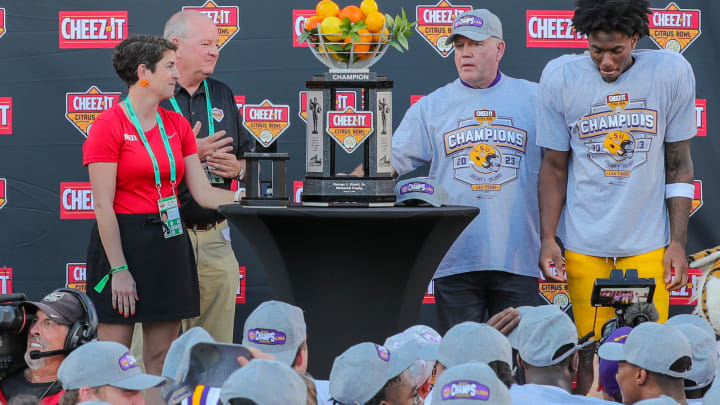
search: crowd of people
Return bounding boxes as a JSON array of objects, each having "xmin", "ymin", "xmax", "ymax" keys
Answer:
[
  {"xmin": 3, "ymin": 291, "xmax": 720, "ymax": 405},
  {"xmin": 1, "ymin": 0, "xmax": 707, "ymax": 403}
]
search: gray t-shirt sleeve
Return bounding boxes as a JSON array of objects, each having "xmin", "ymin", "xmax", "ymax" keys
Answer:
[
  {"xmin": 392, "ymin": 99, "xmax": 434, "ymax": 175},
  {"xmin": 536, "ymin": 60, "xmax": 570, "ymax": 151},
  {"xmin": 664, "ymin": 55, "xmax": 697, "ymax": 143}
]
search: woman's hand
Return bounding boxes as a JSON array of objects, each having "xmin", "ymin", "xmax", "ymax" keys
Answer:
[{"xmin": 111, "ymin": 270, "xmax": 138, "ymax": 318}]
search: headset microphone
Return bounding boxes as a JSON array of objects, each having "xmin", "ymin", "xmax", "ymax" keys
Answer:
[{"xmin": 29, "ymin": 349, "xmax": 71, "ymax": 359}]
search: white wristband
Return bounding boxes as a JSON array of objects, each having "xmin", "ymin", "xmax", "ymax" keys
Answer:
[
  {"xmin": 234, "ymin": 187, "xmax": 246, "ymax": 202},
  {"xmin": 665, "ymin": 183, "xmax": 694, "ymax": 199}
]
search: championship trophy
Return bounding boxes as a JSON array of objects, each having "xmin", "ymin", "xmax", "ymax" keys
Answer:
[{"xmin": 298, "ymin": 4, "xmax": 414, "ymax": 206}]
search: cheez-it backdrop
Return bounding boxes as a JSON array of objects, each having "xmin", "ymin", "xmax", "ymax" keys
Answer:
[{"xmin": 0, "ymin": 0, "xmax": 717, "ymax": 342}]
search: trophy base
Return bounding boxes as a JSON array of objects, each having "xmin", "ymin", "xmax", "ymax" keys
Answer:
[
  {"xmin": 239, "ymin": 197, "xmax": 290, "ymax": 208},
  {"xmin": 302, "ymin": 177, "xmax": 395, "ymax": 206}
]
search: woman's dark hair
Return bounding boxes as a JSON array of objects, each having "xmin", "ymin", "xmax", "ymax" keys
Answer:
[
  {"xmin": 572, "ymin": 0, "xmax": 651, "ymax": 38},
  {"xmin": 112, "ymin": 34, "xmax": 177, "ymax": 86}
]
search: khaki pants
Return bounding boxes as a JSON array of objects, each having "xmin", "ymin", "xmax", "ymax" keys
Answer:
[
  {"xmin": 182, "ymin": 220, "xmax": 239, "ymax": 342},
  {"xmin": 130, "ymin": 220, "xmax": 239, "ymax": 363}
]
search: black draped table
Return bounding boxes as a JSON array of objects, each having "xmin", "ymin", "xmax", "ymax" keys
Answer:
[{"xmin": 218, "ymin": 205, "xmax": 478, "ymax": 378}]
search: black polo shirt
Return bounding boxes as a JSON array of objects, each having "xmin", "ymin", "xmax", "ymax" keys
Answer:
[{"xmin": 160, "ymin": 77, "xmax": 254, "ymax": 226}]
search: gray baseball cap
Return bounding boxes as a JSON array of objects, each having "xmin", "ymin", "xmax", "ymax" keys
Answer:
[
  {"xmin": 395, "ymin": 177, "xmax": 449, "ymax": 207},
  {"xmin": 242, "ymin": 301, "xmax": 307, "ymax": 366},
  {"xmin": 447, "ymin": 9, "xmax": 503, "ymax": 44},
  {"xmin": 329, "ymin": 342, "xmax": 416, "ymax": 405},
  {"xmin": 431, "ymin": 362, "xmax": 511, "ymax": 405},
  {"xmin": 162, "ymin": 327, "xmax": 215, "ymax": 381},
  {"xmin": 58, "ymin": 341, "xmax": 166, "ymax": 390},
  {"xmin": 437, "ymin": 322, "xmax": 512, "ymax": 369},
  {"xmin": 511, "ymin": 305, "xmax": 577, "ymax": 367},
  {"xmin": 219, "ymin": 359, "xmax": 305, "ymax": 405},
  {"xmin": 599, "ymin": 322, "xmax": 692, "ymax": 378},
  {"xmin": 674, "ymin": 324, "xmax": 717, "ymax": 388},
  {"xmin": 666, "ymin": 314, "xmax": 717, "ymax": 338}
]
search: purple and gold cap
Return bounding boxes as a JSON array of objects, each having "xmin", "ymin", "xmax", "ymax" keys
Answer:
[
  {"xmin": 395, "ymin": 177, "xmax": 449, "ymax": 207},
  {"xmin": 432, "ymin": 362, "xmax": 510, "ymax": 405},
  {"xmin": 242, "ymin": 301, "xmax": 306, "ymax": 366},
  {"xmin": 447, "ymin": 9, "xmax": 503, "ymax": 44},
  {"xmin": 58, "ymin": 341, "xmax": 165, "ymax": 390}
]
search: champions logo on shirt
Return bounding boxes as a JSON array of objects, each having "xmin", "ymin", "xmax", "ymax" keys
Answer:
[
  {"xmin": 66, "ymin": 263, "xmax": 87, "ymax": 293},
  {"xmin": 0, "ymin": 97, "xmax": 12, "ymax": 134},
  {"xmin": 670, "ymin": 267, "xmax": 703, "ymax": 305},
  {"xmin": 444, "ymin": 110, "xmax": 527, "ymax": 193},
  {"xmin": 526, "ymin": 10, "xmax": 587, "ymax": 48},
  {"xmin": 0, "ymin": 178, "xmax": 6, "ymax": 211},
  {"xmin": 242, "ymin": 100, "xmax": 291, "ymax": 148},
  {"xmin": 236, "ymin": 266, "xmax": 246, "ymax": 304},
  {"xmin": 326, "ymin": 107, "xmax": 374, "ymax": 153},
  {"xmin": 696, "ymin": 99, "xmax": 706, "ymax": 137},
  {"xmin": 0, "ymin": 8, "xmax": 6, "ymax": 39},
  {"xmin": 648, "ymin": 3, "xmax": 701, "ymax": 54},
  {"xmin": 58, "ymin": 11, "xmax": 128, "ymax": 49},
  {"xmin": 415, "ymin": 0, "xmax": 472, "ymax": 58},
  {"xmin": 441, "ymin": 381, "xmax": 490, "ymax": 400},
  {"xmin": 298, "ymin": 91, "xmax": 356, "ymax": 123},
  {"xmin": 247, "ymin": 329, "xmax": 287, "ymax": 345},
  {"xmin": 292, "ymin": 9, "xmax": 315, "ymax": 48},
  {"xmin": 60, "ymin": 182, "xmax": 95, "ymax": 220},
  {"xmin": 577, "ymin": 92, "xmax": 658, "ymax": 179},
  {"xmin": 182, "ymin": 1, "xmax": 239, "ymax": 50},
  {"xmin": 0, "ymin": 267, "xmax": 12, "ymax": 294},
  {"xmin": 66, "ymin": 86, "xmax": 121, "ymax": 138}
]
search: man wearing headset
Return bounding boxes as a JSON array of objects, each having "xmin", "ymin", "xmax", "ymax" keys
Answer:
[{"xmin": 0, "ymin": 289, "xmax": 96, "ymax": 405}]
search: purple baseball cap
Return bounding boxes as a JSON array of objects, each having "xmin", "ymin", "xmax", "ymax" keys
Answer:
[{"xmin": 599, "ymin": 326, "xmax": 632, "ymax": 397}]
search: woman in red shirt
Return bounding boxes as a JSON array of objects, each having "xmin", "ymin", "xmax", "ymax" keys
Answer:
[{"xmin": 82, "ymin": 35, "xmax": 235, "ymax": 398}]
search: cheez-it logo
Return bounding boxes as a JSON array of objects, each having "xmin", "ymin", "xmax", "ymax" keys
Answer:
[
  {"xmin": 0, "ymin": 97, "xmax": 11, "ymax": 135},
  {"xmin": 292, "ymin": 9, "xmax": 315, "ymax": 48},
  {"xmin": 0, "ymin": 178, "xmax": 7, "ymax": 211},
  {"xmin": 648, "ymin": 2, "xmax": 701, "ymax": 53},
  {"xmin": 526, "ymin": 10, "xmax": 587, "ymax": 48},
  {"xmin": 60, "ymin": 182, "xmax": 95, "ymax": 220},
  {"xmin": 182, "ymin": 1, "xmax": 239, "ymax": 50},
  {"xmin": 66, "ymin": 86, "xmax": 121, "ymax": 138},
  {"xmin": 696, "ymin": 99, "xmax": 706, "ymax": 137},
  {"xmin": 66, "ymin": 263, "xmax": 87, "ymax": 293},
  {"xmin": 415, "ymin": 0, "xmax": 472, "ymax": 57},
  {"xmin": 0, "ymin": 8, "xmax": 7, "ymax": 39},
  {"xmin": 58, "ymin": 11, "xmax": 128, "ymax": 49},
  {"xmin": 0, "ymin": 268, "xmax": 12, "ymax": 294}
]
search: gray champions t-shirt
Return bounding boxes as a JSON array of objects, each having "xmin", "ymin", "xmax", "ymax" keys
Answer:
[
  {"xmin": 536, "ymin": 49, "xmax": 696, "ymax": 257},
  {"xmin": 393, "ymin": 75, "xmax": 541, "ymax": 279}
]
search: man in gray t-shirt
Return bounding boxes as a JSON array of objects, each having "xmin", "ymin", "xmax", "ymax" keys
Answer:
[
  {"xmin": 393, "ymin": 9, "xmax": 542, "ymax": 332},
  {"xmin": 536, "ymin": 0, "xmax": 695, "ymax": 393}
]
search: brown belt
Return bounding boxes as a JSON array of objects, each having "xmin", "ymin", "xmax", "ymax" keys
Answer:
[{"xmin": 188, "ymin": 219, "xmax": 225, "ymax": 232}]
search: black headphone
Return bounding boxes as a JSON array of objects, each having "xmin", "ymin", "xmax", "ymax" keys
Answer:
[{"xmin": 52, "ymin": 288, "xmax": 99, "ymax": 352}]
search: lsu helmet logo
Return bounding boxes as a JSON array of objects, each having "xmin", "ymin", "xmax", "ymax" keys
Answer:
[
  {"xmin": 469, "ymin": 144, "xmax": 501, "ymax": 174},
  {"xmin": 603, "ymin": 131, "xmax": 635, "ymax": 161}
]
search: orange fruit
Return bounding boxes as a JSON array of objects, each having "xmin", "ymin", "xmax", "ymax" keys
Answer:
[
  {"xmin": 345, "ymin": 28, "xmax": 372, "ymax": 55},
  {"xmin": 316, "ymin": 0, "xmax": 340, "ymax": 19},
  {"xmin": 339, "ymin": 5, "xmax": 364, "ymax": 23},
  {"xmin": 360, "ymin": 0, "xmax": 379, "ymax": 17},
  {"xmin": 365, "ymin": 11, "xmax": 385, "ymax": 33},
  {"xmin": 305, "ymin": 16, "xmax": 323, "ymax": 31},
  {"xmin": 371, "ymin": 27, "xmax": 389, "ymax": 43}
]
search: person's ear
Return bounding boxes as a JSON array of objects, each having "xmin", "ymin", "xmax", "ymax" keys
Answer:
[
  {"xmin": 637, "ymin": 367, "xmax": 648, "ymax": 385},
  {"xmin": 78, "ymin": 386, "xmax": 97, "ymax": 402},
  {"xmin": 631, "ymin": 33, "xmax": 639, "ymax": 49},
  {"xmin": 569, "ymin": 351, "xmax": 579, "ymax": 374}
]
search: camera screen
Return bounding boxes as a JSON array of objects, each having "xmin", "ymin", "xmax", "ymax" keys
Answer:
[{"xmin": 595, "ymin": 287, "xmax": 651, "ymax": 306}]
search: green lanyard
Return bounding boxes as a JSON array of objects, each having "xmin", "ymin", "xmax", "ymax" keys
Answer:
[
  {"xmin": 125, "ymin": 98, "xmax": 176, "ymax": 198},
  {"xmin": 169, "ymin": 79, "xmax": 214, "ymax": 135}
]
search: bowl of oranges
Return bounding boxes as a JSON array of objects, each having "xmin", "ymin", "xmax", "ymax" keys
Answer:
[{"xmin": 299, "ymin": 0, "xmax": 415, "ymax": 71}]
